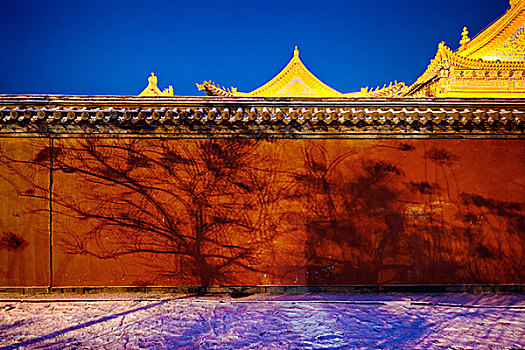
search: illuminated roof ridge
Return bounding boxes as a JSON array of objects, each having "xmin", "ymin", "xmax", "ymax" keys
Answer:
[
  {"xmin": 197, "ymin": 47, "xmax": 406, "ymax": 98},
  {"xmin": 197, "ymin": 46, "xmax": 342, "ymax": 97},
  {"xmin": 243, "ymin": 46, "xmax": 343, "ymax": 97}
]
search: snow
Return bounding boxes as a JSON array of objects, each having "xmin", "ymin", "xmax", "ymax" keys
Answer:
[{"xmin": 0, "ymin": 293, "xmax": 524, "ymax": 349}]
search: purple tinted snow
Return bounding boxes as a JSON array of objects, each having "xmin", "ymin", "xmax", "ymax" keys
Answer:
[
  {"xmin": 243, "ymin": 292, "xmax": 525, "ymax": 307},
  {"xmin": 0, "ymin": 293, "xmax": 523, "ymax": 349}
]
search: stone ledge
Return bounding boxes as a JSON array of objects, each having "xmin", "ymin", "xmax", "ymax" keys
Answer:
[{"xmin": 1, "ymin": 285, "xmax": 524, "ymax": 296}]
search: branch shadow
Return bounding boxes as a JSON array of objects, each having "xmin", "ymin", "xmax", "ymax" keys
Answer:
[{"xmin": 0, "ymin": 296, "xmax": 192, "ymax": 350}]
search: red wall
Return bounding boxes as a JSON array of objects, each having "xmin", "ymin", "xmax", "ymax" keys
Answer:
[{"xmin": 1, "ymin": 138, "xmax": 524, "ymax": 287}]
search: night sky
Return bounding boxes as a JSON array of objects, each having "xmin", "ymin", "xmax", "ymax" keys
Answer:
[{"xmin": 1, "ymin": 0, "xmax": 511, "ymax": 96}]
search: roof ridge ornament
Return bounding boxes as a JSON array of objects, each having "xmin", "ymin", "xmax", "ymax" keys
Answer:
[
  {"xmin": 294, "ymin": 45, "xmax": 299, "ymax": 57},
  {"xmin": 148, "ymin": 72, "xmax": 157, "ymax": 85},
  {"xmin": 459, "ymin": 27, "xmax": 470, "ymax": 49},
  {"xmin": 138, "ymin": 72, "xmax": 174, "ymax": 97}
]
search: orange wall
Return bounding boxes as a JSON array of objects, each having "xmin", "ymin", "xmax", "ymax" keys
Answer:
[
  {"xmin": 0, "ymin": 138, "xmax": 51, "ymax": 287},
  {"xmin": 1, "ymin": 138, "xmax": 524, "ymax": 287}
]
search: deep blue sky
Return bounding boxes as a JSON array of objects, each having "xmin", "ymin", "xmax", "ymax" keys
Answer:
[{"xmin": 1, "ymin": 0, "xmax": 511, "ymax": 96}]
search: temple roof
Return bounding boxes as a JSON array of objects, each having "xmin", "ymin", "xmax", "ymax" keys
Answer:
[
  {"xmin": 405, "ymin": 1, "xmax": 525, "ymax": 97},
  {"xmin": 197, "ymin": 47, "xmax": 406, "ymax": 98},
  {"xmin": 458, "ymin": 0, "xmax": 525, "ymax": 61}
]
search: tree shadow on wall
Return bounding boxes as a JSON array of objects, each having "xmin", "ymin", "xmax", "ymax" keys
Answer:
[
  {"xmin": 0, "ymin": 139, "xmax": 523, "ymax": 287},
  {"xmin": 0, "ymin": 231, "xmax": 28, "ymax": 252},
  {"xmin": 289, "ymin": 142, "xmax": 409, "ymax": 285},
  {"xmin": 289, "ymin": 142, "xmax": 525, "ymax": 285},
  {"xmin": 0, "ymin": 139, "xmax": 285, "ymax": 286}
]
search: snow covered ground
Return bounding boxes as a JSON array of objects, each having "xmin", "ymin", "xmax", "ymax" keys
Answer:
[{"xmin": 0, "ymin": 293, "xmax": 524, "ymax": 349}]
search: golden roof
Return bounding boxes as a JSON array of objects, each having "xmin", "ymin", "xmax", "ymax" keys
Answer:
[
  {"xmin": 197, "ymin": 47, "xmax": 405, "ymax": 98},
  {"xmin": 405, "ymin": 1, "xmax": 525, "ymax": 97},
  {"xmin": 459, "ymin": 1, "xmax": 525, "ymax": 60}
]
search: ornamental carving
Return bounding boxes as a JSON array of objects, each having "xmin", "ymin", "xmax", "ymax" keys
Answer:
[
  {"xmin": 486, "ymin": 26, "xmax": 525, "ymax": 61},
  {"xmin": 275, "ymin": 78, "xmax": 316, "ymax": 96}
]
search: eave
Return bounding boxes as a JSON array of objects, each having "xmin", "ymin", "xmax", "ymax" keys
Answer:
[{"xmin": 405, "ymin": 42, "xmax": 525, "ymax": 97}]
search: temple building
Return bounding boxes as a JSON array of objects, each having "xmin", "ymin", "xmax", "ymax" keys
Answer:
[
  {"xmin": 406, "ymin": 0, "xmax": 525, "ymax": 97},
  {"xmin": 138, "ymin": 0, "xmax": 525, "ymax": 100},
  {"xmin": 133, "ymin": 0, "xmax": 524, "ymax": 99},
  {"xmin": 0, "ymin": 1, "xmax": 523, "ymax": 291}
]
